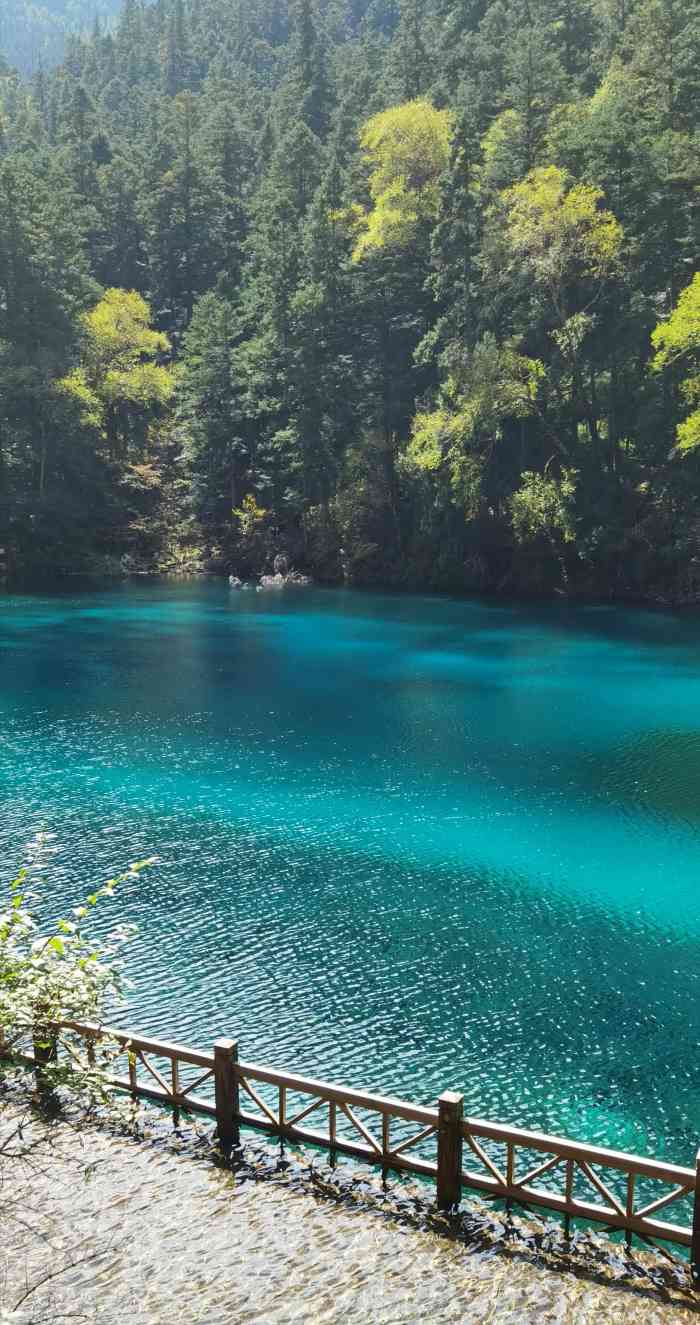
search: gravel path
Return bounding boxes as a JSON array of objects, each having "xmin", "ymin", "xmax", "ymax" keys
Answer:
[{"xmin": 1, "ymin": 1103, "xmax": 698, "ymax": 1324}]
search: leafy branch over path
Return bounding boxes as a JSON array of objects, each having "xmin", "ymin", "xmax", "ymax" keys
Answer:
[{"xmin": 1, "ymin": 834, "xmax": 154, "ymax": 1105}]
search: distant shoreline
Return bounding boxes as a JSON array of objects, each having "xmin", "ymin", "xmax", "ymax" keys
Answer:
[{"xmin": 3, "ymin": 567, "xmax": 700, "ymax": 612}]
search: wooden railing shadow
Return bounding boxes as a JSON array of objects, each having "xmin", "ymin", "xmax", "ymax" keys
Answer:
[{"xmin": 4, "ymin": 1016, "xmax": 700, "ymax": 1298}]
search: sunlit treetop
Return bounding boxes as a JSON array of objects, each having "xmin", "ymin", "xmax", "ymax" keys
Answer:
[
  {"xmin": 81, "ymin": 288, "xmax": 170, "ymax": 375},
  {"xmin": 651, "ymin": 273, "xmax": 700, "ymax": 371},
  {"xmin": 59, "ymin": 289, "xmax": 173, "ymax": 441},
  {"xmin": 651, "ymin": 273, "xmax": 700, "ymax": 453},
  {"xmin": 351, "ymin": 99, "xmax": 454, "ymax": 262},
  {"xmin": 502, "ymin": 165, "xmax": 624, "ymax": 290}
]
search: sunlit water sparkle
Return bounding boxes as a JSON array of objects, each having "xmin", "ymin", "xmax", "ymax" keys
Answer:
[{"xmin": 1, "ymin": 582, "xmax": 698, "ymax": 1173}]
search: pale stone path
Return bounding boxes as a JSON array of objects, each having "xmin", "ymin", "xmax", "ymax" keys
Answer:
[{"xmin": 1, "ymin": 1107, "xmax": 698, "ymax": 1324}]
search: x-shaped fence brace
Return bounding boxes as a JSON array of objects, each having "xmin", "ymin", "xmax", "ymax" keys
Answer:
[
  {"xmin": 236, "ymin": 1066, "xmax": 439, "ymax": 1165},
  {"xmin": 4, "ymin": 1018, "xmax": 699, "ymax": 1273}
]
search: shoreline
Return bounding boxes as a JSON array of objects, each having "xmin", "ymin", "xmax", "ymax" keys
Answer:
[
  {"xmin": 3, "ymin": 567, "xmax": 700, "ymax": 612},
  {"xmin": 1, "ymin": 1090, "xmax": 698, "ymax": 1323}
]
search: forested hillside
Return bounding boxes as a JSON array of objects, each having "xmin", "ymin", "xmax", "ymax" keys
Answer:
[
  {"xmin": 1, "ymin": 0, "xmax": 699, "ymax": 598},
  {"xmin": 0, "ymin": 1, "xmax": 122, "ymax": 75}
]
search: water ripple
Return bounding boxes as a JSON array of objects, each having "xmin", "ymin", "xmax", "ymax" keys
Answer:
[{"xmin": 0, "ymin": 583, "xmax": 698, "ymax": 1181}]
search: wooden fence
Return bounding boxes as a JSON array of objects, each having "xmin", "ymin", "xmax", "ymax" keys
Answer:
[{"xmin": 7, "ymin": 1018, "xmax": 700, "ymax": 1277}]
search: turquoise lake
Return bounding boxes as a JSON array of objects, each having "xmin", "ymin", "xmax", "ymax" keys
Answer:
[{"xmin": 1, "ymin": 582, "xmax": 698, "ymax": 1167}]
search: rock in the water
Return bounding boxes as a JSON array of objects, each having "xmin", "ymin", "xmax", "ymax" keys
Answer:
[
  {"xmin": 228, "ymin": 575, "xmax": 243, "ymax": 588},
  {"xmin": 257, "ymin": 568, "xmax": 313, "ymax": 589}
]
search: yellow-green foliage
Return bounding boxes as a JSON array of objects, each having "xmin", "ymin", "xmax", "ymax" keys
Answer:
[
  {"xmin": 59, "ymin": 289, "xmax": 173, "ymax": 443},
  {"xmin": 407, "ymin": 337, "xmax": 544, "ymax": 515},
  {"xmin": 510, "ymin": 469, "xmax": 578, "ymax": 545},
  {"xmin": 352, "ymin": 99, "xmax": 454, "ymax": 261},
  {"xmin": 480, "ymin": 109, "xmax": 529, "ymax": 189},
  {"xmin": 233, "ymin": 492, "xmax": 268, "ymax": 535},
  {"xmin": 503, "ymin": 165, "xmax": 623, "ymax": 287},
  {"xmin": 409, "ymin": 405, "xmax": 474, "ymax": 473},
  {"xmin": 409, "ymin": 340, "xmax": 543, "ymax": 471},
  {"xmin": 651, "ymin": 273, "xmax": 700, "ymax": 453},
  {"xmin": 482, "ymin": 110, "xmax": 521, "ymax": 170},
  {"xmin": 546, "ymin": 65, "xmax": 629, "ymax": 160}
]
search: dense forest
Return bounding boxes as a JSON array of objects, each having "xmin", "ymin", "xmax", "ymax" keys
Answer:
[{"xmin": 1, "ymin": 0, "xmax": 699, "ymax": 599}]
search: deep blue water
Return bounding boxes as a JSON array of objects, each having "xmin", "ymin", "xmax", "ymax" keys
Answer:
[{"xmin": 1, "ymin": 582, "xmax": 698, "ymax": 1169}]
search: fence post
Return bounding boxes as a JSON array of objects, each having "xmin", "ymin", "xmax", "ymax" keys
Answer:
[
  {"xmin": 691, "ymin": 1149, "xmax": 700, "ymax": 1284},
  {"xmin": 214, "ymin": 1038, "xmax": 239, "ymax": 1151},
  {"xmin": 33, "ymin": 1026, "xmax": 57, "ymax": 1096},
  {"xmin": 437, "ymin": 1090, "xmax": 463, "ymax": 1210}
]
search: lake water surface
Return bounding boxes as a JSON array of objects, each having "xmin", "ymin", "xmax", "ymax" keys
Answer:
[{"xmin": 0, "ymin": 582, "xmax": 698, "ymax": 1168}]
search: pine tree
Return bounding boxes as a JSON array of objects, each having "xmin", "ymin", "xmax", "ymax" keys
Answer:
[
  {"xmin": 0, "ymin": 154, "xmax": 97, "ymax": 548},
  {"xmin": 419, "ymin": 110, "xmax": 481, "ymax": 363},
  {"xmin": 179, "ymin": 291, "xmax": 253, "ymax": 530},
  {"xmin": 291, "ymin": 153, "xmax": 359, "ymax": 509},
  {"xmin": 163, "ymin": 0, "xmax": 193, "ymax": 97},
  {"xmin": 141, "ymin": 91, "xmax": 226, "ymax": 331},
  {"xmin": 387, "ymin": 0, "xmax": 432, "ymax": 101},
  {"xmin": 285, "ymin": 0, "xmax": 333, "ymax": 138}
]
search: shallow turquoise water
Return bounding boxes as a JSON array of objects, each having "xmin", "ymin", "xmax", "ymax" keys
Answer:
[{"xmin": 1, "ymin": 582, "xmax": 698, "ymax": 1168}]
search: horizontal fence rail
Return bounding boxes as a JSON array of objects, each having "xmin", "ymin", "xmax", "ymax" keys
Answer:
[{"xmin": 3, "ymin": 1017, "xmax": 699, "ymax": 1277}]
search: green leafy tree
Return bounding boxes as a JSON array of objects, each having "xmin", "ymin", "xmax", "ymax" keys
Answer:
[
  {"xmin": 500, "ymin": 165, "xmax": 623, "ymax": 317},
  {"xmin": 408, "ymin": 334, "xmax": 544, "ymax": 518},
  {"xmin": 59, "ymin": 288, "xmax": 173, "ymax": 460},
  {"xmin": 351, "ymin": 99, "xmax": 454, "ymax": 260},
  {"xmin": 484, "ymin": 164, "xmax": 625, "ymax": 457},
  {"xmin": 289, "ymin": 154, "xmax": 360, "ymax": 518},
  {"xmin": 94, "ymin": 153, "xmax": 149, "ymax": 293},
  {"xmin": 651, "ymin": 272, "xmax": 700, "ymax": 452},
  {"xmin": 1, "ymin": 833, "xmax": 153, "ymax": 1103}
]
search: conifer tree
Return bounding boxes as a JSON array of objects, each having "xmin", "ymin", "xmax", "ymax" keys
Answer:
[
  {"xmin": 286, "ymin": 0, "xmax": 332, "ymax": 138},
  {"xmin": 420, "ymin": 110, "xmax": 481, "ymax": 363}
]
